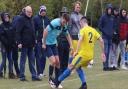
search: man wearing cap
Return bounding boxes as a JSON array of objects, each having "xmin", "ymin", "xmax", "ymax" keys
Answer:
[
  {"xmin": 98, "ymin": 4, "xmax": 115, "ymax": 71},
  {"xmin": 33, "ymin": 5, "xmax": 50, "ymax": 78},
  {"xmin": 57, "ymin": 7, "xmax": 70, "ymax": 75}
]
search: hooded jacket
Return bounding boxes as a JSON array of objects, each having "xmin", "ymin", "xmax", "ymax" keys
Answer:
[
  {"xmin": 0, "ymin": 12, "xmax": 15, "ymax": 50},
  {"xmin": 98, "ymin": 4, "xmax": 115, "ymax": 39}
]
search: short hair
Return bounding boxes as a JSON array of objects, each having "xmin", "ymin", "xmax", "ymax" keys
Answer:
[
  {"xmin": 62, "ymin": 13, "xmax": 70, "ymax": 22},
  {"xmin": 80, "ymin": 16, "xmax": 88, "ymax": 23}
]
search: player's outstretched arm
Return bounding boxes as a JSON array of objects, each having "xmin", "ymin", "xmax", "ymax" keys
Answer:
[
  {"xmin": 42, "ymin": 27, "xmax": 48, "ymax": 49},
  {"xmin": 98, "ymin": 37, "xmax": 106, "ymax": 62}
]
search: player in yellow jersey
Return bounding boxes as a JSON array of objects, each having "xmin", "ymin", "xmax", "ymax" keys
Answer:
[{"xmin": 53, "ymin": 16, "xmax": 106, "ymax": 89}]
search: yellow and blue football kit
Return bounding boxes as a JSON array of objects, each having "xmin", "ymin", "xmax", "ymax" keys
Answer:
[{"xmin": 71, "ymin": 26, "xmax": 101, "ymax": 68}]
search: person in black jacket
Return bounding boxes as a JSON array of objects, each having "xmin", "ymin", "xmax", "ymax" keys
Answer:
[
  {"xmin": 57, "ymin": 7, "xmax": 70, "ymax": 75},
  {"xmin": 0, "ymin": 12, "xmax": 16, "ymax": 79},
  {"xmin": 109, "ymin": 7, "xmax": 120, "ymax": 70},
  {"xmin": 16, "ymin": 6, "xmax": 41, "ymax": 81},
  {"xmin": 33, "ymin": 5, "xmax": 50, "ymax": 78}
]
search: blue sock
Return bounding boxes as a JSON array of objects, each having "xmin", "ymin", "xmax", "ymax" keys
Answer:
[
  {"xmin": 76, "ymin": 67, "xmax": 86, "ymax": 84},
  {"xmin": 58, "ymin": 68, "xmax": 71, "ymax": 82},
  {"xmin": 69, "ymin": 56, "xmax": 73, "ymax": 64}
]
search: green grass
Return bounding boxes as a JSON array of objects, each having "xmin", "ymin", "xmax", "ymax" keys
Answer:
[{"xmin": 0, "ymin": 43, "xmax": 128, "ymax": 89}]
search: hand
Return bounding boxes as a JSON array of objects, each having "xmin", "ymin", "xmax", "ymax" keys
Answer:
[
  {"xmin": 101, "ymin": 52, "xmax": 106, "ymax": 63},
  {"xmin": 73, "ymin": 51, "xmax": 78, "ymax": 57},
  {"xmin": 18, "ymin": 44, "xmax": 22, "ymax": 48},
  {"xmin": 42, "ymin": 44, "xmax": 46, "ymax": 49}
]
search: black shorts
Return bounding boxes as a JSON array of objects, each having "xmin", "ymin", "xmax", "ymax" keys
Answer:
[{"xmin": 45, "ymin": 44, "xmax": 58, "ymax": 58}]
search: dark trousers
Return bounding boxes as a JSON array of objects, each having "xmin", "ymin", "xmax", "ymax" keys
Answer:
[
  {"xmin": 35, "ymin": 42, "xmax": 46, "ymax": 75},
  {"xmin": 0, "ymin": 46, "xmax": 13, "ymax": 74},
  {"xmin": 103, "ymin": 38, "xmax": 112, "ymax": 68},
  {"xmin": 58, "ymin": 42, "xmax": 69, "ymax": 74},
  {"xmin": 20, "ymin": 47, "xmax": 37, "ymax": 80},
  {"xmin": 12, "ymin": 46, "xmax": 20, "ymax": 75}
]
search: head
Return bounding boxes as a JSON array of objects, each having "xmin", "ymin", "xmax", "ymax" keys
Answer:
[
  {"xmin": 120, "ymin": 8, "xmax": 127, "ymax": 17},
  {"xmin": 80, "ymin": 16, "xmax": 88, "ymax": 28},
  {"xmin": 60, "ymin": 13, "xmax": 70, "ymax": 26},
  {"xmin": 24, "ymin": 6, "xmax": 33, "ymax": 18},
  {"xmin": 74, "ymin": 1, "xmax": 81, "ymax": 13},
  {"xmin": 113, "ymin": 7, "xmax": 119, "ymax": 16},
  {"xmin": 39, "ymin": 5, "xmax": 47, "ymax": 16},
  {"xmin": 1, "ymin": 12, "xmax": 10, "ymax": 23},
  {"xmin": 60, "ymin": 7, "xmax": 69, "ymax": 16},
  {"xmin": 106, "ymin": 4, "xmax": 113, "ymax": 15}
]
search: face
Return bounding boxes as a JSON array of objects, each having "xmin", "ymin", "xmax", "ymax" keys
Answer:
[
  {"xmin": 114, "ymin": 10, "xmax": 119, "ymax": 16},
  {"xmin": 4, "ymin": 15, "xmax": 9, "ymax": 22},
  {"xmin": 122, "ymin": 10, "xmax": 127, "ymax": 17},
  {"xmin": 61, "ymin": 18, "xmax": 68, "ymax": 26},
  {"xmin": 107, "ymin": 8, "xmax": 112, "ymax": 14},
  {"xmin": 25, "ymin": 10, "xmax": 33, "ymax": 17},
  {"xmin": 40, "ymin": 10, "xmax": 46, "ymax": 16},
  {"xmin": 74, "ymin": 3, "xmax": 81, "ymax": 13},
  {"xmin": 80, "ymin": 20, "xmax": 84, "ymax": 28}
]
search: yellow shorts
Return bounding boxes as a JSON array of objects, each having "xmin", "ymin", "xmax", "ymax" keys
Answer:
[{"xmin": 71, "ymin": 54, "xmax": 92, "ymax": 68}]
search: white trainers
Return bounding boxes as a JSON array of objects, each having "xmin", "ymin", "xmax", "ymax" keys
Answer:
[
  {"xmin": 49, "ymin": 80, "xmax": 56, "ymax": 89},
  {"xmin": 121, "ymin": 65, "xmax": 128, "ymax": 70},
  {"xmin": 58, "ymin": 84, "xmax": 63, "ymax": 89}
]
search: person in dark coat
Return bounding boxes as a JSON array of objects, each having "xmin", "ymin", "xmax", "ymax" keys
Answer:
[
  {"xmin": 16, "ymin": 6, "xmax": 41, "ymax": 81},
  {"xmin": 0, "ymin": 12, "xmax": 16, "ymax": 78},
  {"xmin": 33, "ymin": 5, "xmax": 50, "ymax": 78},
  {"xmin": 98, "ymin": 4, "xmax": 115, "ymax": 71},
  {"xmin": 57, "ymin": 7, "xmax": 70, "ymax": 74}
]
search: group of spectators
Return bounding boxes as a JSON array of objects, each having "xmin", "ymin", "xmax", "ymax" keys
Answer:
[{"xmin": 0, "ymin": 1, "xmax": 127, "ymax": 86}]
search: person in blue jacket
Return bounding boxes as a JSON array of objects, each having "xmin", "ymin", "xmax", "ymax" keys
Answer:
[
  {"xmin": 33, "ymin": 5, "xmax": 50, "ymax": 78},
  {"xmin": 98, "ymin": 4, "xmax": 115, "ymax": 71}
]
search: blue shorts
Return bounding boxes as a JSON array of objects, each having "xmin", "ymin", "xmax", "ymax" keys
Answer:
[{"xmin": 45, "ymin": 44, "xmax": 58, "ymax": 58}]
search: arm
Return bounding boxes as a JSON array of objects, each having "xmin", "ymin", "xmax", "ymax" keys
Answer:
[
  {"xmin": 98, "ymin": 37, "xmax": 106, "ymax": 62},
  {"xmin": 66, "ymin": 33, "xmax": 73, "ymax": 50},
  {"xmin": 16, "ymin": 17, "xmax": 24, "ymax": 48},
  {"xmin": 42, "ymin": 27, "xmax": 48, "ymax": 49}
]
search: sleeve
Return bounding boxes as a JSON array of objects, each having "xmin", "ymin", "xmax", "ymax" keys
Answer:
[
  {"xmin": 95, "ymin": 30, "xmax": 101, "ymax": 40},
  {"xmin": 98, "ymin": 16, "xmax": 104, "ymax": 32},
  {"xmin": 16, "ymin": 17, "xmax": 24, "ymax": 44}
]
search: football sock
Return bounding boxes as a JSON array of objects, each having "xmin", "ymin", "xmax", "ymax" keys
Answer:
[
  {"xmin": 76, "ymin": 67, "xmax": 86, "ymax": 84},
  {"xmin": 49, "ymin": 65, "xmax": 54, "ymax": 80},
  {"xmin": 58, "ymin": 68, "xmax": 71, "ymax": 82},
  {"xmin": 69, "ymin": 56, "xmax": 73, "ymax": 64},
  {"xmin": 55, "ymin": 67, "xmax": 60, "ymax": 80}
]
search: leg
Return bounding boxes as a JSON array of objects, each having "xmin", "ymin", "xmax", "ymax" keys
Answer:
[
  {"xmin": 12, "ymin": 46, "xmax": 20, "ymax": 76},
  {"xmin": 76, "ymin": 67, "xmax": 87, "ymax": 89},
  {"xmin": 20, "ymin": 48, "xmax": 27, "ymax": 80},
  {"xmin": 34, "ymin": 43, "xmax": 41, "ymax": 75},
  {"xmin": 0, "ymin": 47, "xmax": 6, "ymax": 77},
  {"xmin": 27, "ymin": 47, "xmax": 37, "ymax": 80}
]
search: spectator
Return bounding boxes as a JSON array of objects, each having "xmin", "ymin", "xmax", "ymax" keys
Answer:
[
  {"xmin": 98, "ymin": 4, "xmax": 115, "ymax": 71},
  {"xmin": 0, "ymin": 12, "xmax": 16, "ymax": 78},
  {"xmin": 33, "ymin": 5, "xmax": 50, "ymax": 78},
  {"xmin": 57, "ymin": 7, "xmax": 70, "ymax": 74},
  {"xmin": 109, "ymin": 7, "xmax": 120, "ymax": 70},
  {"xmin": 16, "ymin": 6, "xmax": 41, "ymax": 81},
  {"xmin": 118, "ymin": 8, "xmax": 128, "ymax": 70}
]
